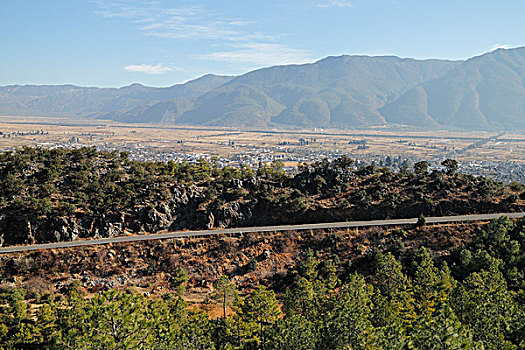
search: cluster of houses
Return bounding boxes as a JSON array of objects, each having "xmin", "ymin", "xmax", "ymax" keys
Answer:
[{"xmin": 0, "ymin": 131, "xmax": 522, "ymax": 183}]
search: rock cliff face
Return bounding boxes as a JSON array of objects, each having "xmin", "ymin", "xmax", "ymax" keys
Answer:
[{"xmin": 1, "ymin": 172, "xmax": 522, "ymax": 247}]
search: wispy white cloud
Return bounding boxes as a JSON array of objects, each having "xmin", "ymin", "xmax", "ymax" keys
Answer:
[
  {"xmin": 124, "ymin": 64, "xmax": 173, "ymax": 75},
  {"xmin": 93, "ymin": 1, "xmax": 251, "ymax": 41},
  {"xmin": 93, "ymin": 0, "xmax": 312, "ymax": 68},
  {"xmin": 140, "ymin": 21, "xmax": 243, "ymax": 40},
  {"xmin": 201, "ymin": 43, "xmax": 313, "ymax": 67},
  {"xmin": 313, "ymin": 0, "xmax": 353, "ymax": 8},
  {"xmin": 92, "ymin": 0, "xmax": 148, "ymax": 19}
]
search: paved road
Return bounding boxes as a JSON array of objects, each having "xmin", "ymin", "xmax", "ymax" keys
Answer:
[{"xmin": 0, "ymin": 212, "xmax": 523, "ymax": 254}]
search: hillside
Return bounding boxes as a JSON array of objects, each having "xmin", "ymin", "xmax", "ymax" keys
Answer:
[
  {"xmin": 381, "ymin": 47, "xmax": 525, "ymax": 129},
  {"xmin": 0, "ymin": 147, "xmax": 523, "ymax": 247},
  {"xmin": 174, "ymin": 55, "xmax": 457, "ymax": 127},
  {"xmin": 0, "ymin": 214, "xmax": 523, "ymax": 348}
]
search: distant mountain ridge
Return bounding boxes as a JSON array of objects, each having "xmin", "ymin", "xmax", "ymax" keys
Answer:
[
  {"xmin": 0, "ymin": 74, "xmax": 234, "ymax": 118},
  {"xmin": 174, "ymin": 55, "xmax": 459, "ymax": 128},
  {"xmin": 2, "ymin": 48, "xmax": 525, "ymax": 130},
  {"xmin": 381, "ymin": 48, "xmax": 525, "ymax": 129}
]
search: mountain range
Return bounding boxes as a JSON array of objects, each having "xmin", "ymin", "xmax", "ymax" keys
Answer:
[{"xmin": 2, "ymin": 47, "xmax": 525, "ymax": 130}]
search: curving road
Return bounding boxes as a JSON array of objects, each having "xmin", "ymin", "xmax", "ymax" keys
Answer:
[{"xmin": 0, "ymin": 212, "xmax": 523, "ymax": 254}]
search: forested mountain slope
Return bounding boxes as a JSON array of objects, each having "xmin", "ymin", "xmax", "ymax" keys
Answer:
[{"xmin": 0, "ymin": 215, "xmax": 523, "ymax": 349}]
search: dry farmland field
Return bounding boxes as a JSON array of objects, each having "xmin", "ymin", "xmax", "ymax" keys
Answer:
[{"xmin": 0, "ymin": 115, "xmax": 524, "ymax": 168}]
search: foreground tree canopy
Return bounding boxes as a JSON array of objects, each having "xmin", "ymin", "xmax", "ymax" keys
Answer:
[{"xmin": 0, "ymin": 217, "xmax": 523, "ymax": 349}]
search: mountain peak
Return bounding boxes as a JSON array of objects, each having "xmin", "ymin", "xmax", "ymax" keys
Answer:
[{"xmin": 120, "ymin": 83, "xmax": 146, "ymax": 90}]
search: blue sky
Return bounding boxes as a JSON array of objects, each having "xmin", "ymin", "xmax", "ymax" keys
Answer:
[{"xmin": 1, "ymin": 0, "xmax": 523, "ymax": 87}]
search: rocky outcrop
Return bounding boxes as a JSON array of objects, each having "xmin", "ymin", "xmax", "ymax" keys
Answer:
[{"xmin": 0, "ymin": 165, "xmax": 523, "ymax": 247}]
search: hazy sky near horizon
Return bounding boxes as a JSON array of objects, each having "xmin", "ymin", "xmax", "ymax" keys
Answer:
[{"xmin": 1, "ymin": 0, "xmax": 523, "ymax": 87}]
